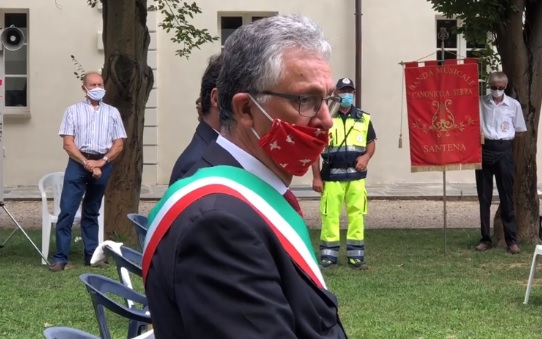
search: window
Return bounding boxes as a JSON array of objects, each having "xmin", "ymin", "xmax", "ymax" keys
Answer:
[
  {"xmin": 219, "ymin": 12, "xmax": 277, "ymax": 48},
  {"xmin": 2, "ymin": 11, "xmax": 28, "ymax": 112},
  {"xmin": 435, "ymin": 18, "xmax": 488, "ymax": 95}
]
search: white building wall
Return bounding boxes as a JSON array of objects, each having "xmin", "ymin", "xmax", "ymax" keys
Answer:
[
  {"xmin": 143, "ymin": 9, "xmax": 159, "ymax": 184},
  {"xmin": 0, "ymin": 1, "xmax": 103, "ymax": 186},
  {"xmin": 0, "ymin": 0, "xmax": 541, "ymax": 188}
]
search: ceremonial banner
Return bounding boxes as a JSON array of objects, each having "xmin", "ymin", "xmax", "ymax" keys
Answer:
[{"xmin": 404, "ymin": 58, "xmax": 482, "ymax": 172}]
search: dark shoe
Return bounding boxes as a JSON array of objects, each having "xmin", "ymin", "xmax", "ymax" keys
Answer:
[
  {"xmin": 348, "ymin": 258, "xmax": 368, "ymax": 270},
  {"xmin": 508, "ymin": 244, "xmax": 520, "ymax": 254},
  {"xmin": 48, "ymin": 262, "xmax": 66, "ymax": 272},
  {"xmin": 475, "ymin": 242, "xmax": 491, "ymax": 252},
  {"xmin": 85, "ymin": 260, "xmax": 109, "ymax": 268},
  {"xmin": 319, "ymin": 259, "xmax": 337, "ymax": 270}
]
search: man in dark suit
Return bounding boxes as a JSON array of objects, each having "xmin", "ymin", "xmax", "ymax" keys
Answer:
[
  {"xmin": 144, "ymin": 15, "xmax": 347, "ymax": 338},
  {"xmin": 168, "ymin": 54, "xmax": 222, "ymax": 185}
]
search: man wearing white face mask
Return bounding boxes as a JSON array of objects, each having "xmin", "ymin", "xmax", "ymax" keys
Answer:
[
  {"xmin": 49, "ymin": 72, "xmax": 127, "ymax": 272},
  {"xmin": 476, "ymin": 71, "xmax": 526, "ymax": 254}
]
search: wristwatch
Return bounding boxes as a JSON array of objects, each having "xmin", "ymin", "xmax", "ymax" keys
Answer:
[{"xmin": 102, "ymin": 156, "xmax": 109, "ymax": 163}]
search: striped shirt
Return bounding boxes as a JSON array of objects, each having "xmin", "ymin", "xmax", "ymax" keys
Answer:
[{"xmin": 58, "ymin": 99, "xmax": 127, "ymax": 154}]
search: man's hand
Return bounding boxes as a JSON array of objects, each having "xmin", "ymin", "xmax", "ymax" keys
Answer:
[
  {"xmin": 312, "ymin": 177, "xmax": 324, "ymax": 193},
  {"xmin": 355, "ymin": 154, "xmax": 370, "ymax": 172},
  {"xmin": 92, "ymin": 167, "xmax": 102, "ymax": 179},
  {"xmin": 84, "ymin": 159, "xmax": 105, "ymax": 172}
]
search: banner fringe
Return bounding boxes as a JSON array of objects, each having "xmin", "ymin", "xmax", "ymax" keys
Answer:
[{"xmin": 411, "ymin": 163, "xmax": 481, "ymax": 173}]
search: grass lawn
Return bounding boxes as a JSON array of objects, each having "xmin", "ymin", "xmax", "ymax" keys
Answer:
[{"xmin": 1, "ymin": 227, "xmax": 541, "ymax": 339}]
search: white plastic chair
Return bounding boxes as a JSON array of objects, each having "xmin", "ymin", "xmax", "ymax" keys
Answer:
[
  {"xmin": 39, "ymin": 172, "xmax": 104, "ymax": 265},
  {"xmin": 524, "ymin": 245, "xmax": 542, "ymax": 304}
]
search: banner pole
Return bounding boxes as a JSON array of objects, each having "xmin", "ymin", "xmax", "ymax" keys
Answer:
[
  {"xmin": 438, "ymin": 27, "xmax": 449, "ymax": 254},
  {"xmin": 443, "ymin": 170, "xmax": 447, "ymax": 254}
]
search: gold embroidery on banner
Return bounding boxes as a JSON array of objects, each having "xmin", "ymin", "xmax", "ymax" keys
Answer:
[{"xmin": 411, "ymin": 99, "xmax": 477, "ymax": 137}]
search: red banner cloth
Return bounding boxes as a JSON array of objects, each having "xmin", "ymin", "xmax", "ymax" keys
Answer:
[{"xmin": 404, "ymin": 59, "xmax": 482, "ymax": 172}]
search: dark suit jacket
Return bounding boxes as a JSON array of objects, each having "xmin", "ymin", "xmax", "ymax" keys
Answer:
[
  {"xmin": 145, "ymin": 141, "xmax": 348, "ymax": 339},
  {"xmin": 168, "ymin": 121, "xmax": 218, "ymax": 186}
]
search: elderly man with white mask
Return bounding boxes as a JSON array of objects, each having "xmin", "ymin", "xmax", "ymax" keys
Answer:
[{"xmin": 475, "ymin": 71, "xmax": 526, "ymax": 254}]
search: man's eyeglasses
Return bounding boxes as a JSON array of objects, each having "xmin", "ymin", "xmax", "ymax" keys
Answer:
[
  {"xmin": 490, "ymin": 86, "xmax": 505, "ymax": 91},
  {"xmin": 258, "ymin": 91, "xmax": 342, "ymax": 117}
]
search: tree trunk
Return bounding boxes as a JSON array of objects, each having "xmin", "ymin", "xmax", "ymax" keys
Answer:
[
  {"xmin": 101, "ymin": 0, "xmax": 154, "ymax": 240},
  {"xmin": 490, "ymin": 0, "xmax": 542, "ymax": 245}
]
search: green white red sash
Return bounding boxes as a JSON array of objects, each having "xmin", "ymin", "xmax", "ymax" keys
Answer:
[{"xmin": 142, "ymin": 165, "xmax": 326, "ymax": 289}]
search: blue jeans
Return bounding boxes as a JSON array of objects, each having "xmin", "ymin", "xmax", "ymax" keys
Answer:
[{"xmin": 52, "ymin": 158, "xmax": 112, "ymax": 265}]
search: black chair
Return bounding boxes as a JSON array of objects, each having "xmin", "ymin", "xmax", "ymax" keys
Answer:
[
  {"xmin": 104, "ymin": 244, "xmax": 142, "ymax": 280},
  {"xmin": 127, "ymin": 213, "xmax": 148, "ymax": 251},
  {"xmin": 43, "ymin": 326, "xmax": 99, "ymax": 339},
  {"xmin": 80, "ymin": 273, "xmax": 152, "ymax": 339}
]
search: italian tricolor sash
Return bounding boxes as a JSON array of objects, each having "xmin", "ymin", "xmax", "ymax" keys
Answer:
[{"xmin": 142, "ymin": 165, "xmax": 327, "ymax": 289}]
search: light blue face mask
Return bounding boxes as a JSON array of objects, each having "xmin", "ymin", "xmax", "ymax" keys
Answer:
[
  {"xmin": 86, "ymin": 87, "xmax": 106, "ymax": 101},
  {"xmin": 339, "ymin": 93, "xmax": 354, "ymax": 108}
]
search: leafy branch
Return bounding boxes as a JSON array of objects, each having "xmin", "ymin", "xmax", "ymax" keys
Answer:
[
  {"xmin": 429, "ymin": 0, "xmax": 504, "ymax": 80},
  {"xmin": 70, "ymin": 55, "xmax": 86, "ymax": 81},
  {"xmin": 149, "ymin": 1, "xmax": 219, "ymax": 58},
  {"xmin": 86, "ymin": 0, "xmax": 218, "ymax": 59}
]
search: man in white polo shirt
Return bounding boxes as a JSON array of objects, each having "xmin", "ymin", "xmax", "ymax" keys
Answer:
[{"xmin": 476, "ymin": 71, "xmax": 526, "ymax": 254}]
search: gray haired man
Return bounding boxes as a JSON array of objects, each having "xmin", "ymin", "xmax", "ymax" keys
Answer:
[
  {"xmin": 144, "ymin": 15, "xmax": 348, "ymax": 338},
  {"xmin": 476, "ymin": 71, "xmax": 526, "ymax": 254}
]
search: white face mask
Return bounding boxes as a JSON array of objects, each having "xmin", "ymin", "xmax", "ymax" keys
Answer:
[
  {"xmin": 86, "ymin": 87, "xmax": 106, "ymax": 101},
  {"xmin": 490, "ymin": 89, "xmax": 504, "ymax": 98}
]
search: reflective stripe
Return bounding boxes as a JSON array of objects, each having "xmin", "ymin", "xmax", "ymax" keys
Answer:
[
  {"xmin": 320, "ymin": 240, "xmax": 341, "ymax": 247},
  {"xmin": 347, "ymin": 250, "xmax": 364, "ymax": 257},
  {"xmin": 346, "ymin": 240, "xmax": 364, "ymax": 246},
  {"xmin": 321, "ymin": 249, "xmax": 339, "ymax": 257},
  {"xmin": 324, "ymin": 145, "xmax": 366, "ymax": 153},
  {"xmin": 330, "ymin": 167, "xmax": 357, "ymax": 175}
]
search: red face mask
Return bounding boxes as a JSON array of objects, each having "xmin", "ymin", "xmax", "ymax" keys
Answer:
[{"xmin": 250, "ymin": 97, "xmax": 329, "ymax": 176}]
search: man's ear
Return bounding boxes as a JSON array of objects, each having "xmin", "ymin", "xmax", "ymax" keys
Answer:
[
  {"xmin": 231, "ymin": 93, "xmax": 254, "ymax": 129},
  {"xmin": 210, "ymin": 88, "xmax": 218, "ymax": 109}
]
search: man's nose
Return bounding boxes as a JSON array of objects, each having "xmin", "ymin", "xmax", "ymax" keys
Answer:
[{"xmin": 311, "ymin": 103, "xmax": 333, "ymax": 130}]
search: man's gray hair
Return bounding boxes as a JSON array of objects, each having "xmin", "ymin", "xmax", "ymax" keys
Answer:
[
  {"xmin": 488, "ymin": 71, "xmax": 508, "ymax": 86},
  {"xmin": 217, "ymin": 14, "xmax": 332, "ymax": 131}
]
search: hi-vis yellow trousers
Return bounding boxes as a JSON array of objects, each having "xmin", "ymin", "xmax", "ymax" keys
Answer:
[{"xmin": 319, "ymin": 179, "xmax": 367, "ymax": 263}]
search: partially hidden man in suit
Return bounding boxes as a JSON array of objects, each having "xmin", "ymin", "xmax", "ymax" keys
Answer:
[
  {"xmin": 143, "ymin": 15, "xmax": 348, "ymax": 339},
  {"xmin": 168, "ymin": 53, "xmax": 222, "ymax": 185}
]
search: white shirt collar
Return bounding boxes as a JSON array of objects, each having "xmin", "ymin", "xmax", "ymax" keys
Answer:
[
  {"xmin": 216, "ymin": 135, "xmax": 288, "ymax": 195},
  {"xmin": 484, "ymin": 93, "xmax": 512, "ymax": 106}
]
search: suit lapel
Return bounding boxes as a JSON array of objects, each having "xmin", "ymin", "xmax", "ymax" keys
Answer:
[{"xmin": 195, "ymin": 121, "xmax": 219, "ymax": 145}]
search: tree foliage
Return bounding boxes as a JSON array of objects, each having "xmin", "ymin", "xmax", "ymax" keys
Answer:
[
  {"xmin": 87, "ymin": 0, "xmax": 218, "ymax": 58},
  {"xmin": 428, "ymin": 0, "xmax": 542, "ymax": 244}
]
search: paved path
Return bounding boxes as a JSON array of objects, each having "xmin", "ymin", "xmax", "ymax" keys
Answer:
[
  {"xmin": 4, "ymin": 183, "xmax": 542, "ymax": 201},
  {"xmin": 0, "ymin": 200, "xmax": 497, "ymax": 230},
  {"xmin": 2, "ymin": 182, "xmax": 537, "ymax": 232}
]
